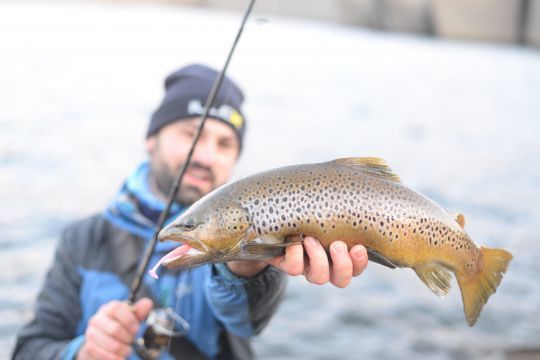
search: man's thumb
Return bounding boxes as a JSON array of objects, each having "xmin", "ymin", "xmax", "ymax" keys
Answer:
[{"xmin": 133, "ymin": 297, "xmax": 154, "ymax": 322}]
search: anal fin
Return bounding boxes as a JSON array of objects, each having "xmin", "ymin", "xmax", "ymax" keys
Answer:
[{"xmin": 414, "ymin": 263, "xmax": 453, "ymax": 297}]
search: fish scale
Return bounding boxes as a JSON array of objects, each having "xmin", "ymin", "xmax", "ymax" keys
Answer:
[
  {"xmin": 157, "ymin": 157, "xmax": 512, "ymax": 326},
  {"xmin": 235, "ymin": 161, "xmax": 472, "ymax": 268}
]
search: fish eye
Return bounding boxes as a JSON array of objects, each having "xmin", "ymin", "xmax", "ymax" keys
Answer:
[{"xmin": 176, "ymin": 220, "xmax": 198, "ymax": 231}]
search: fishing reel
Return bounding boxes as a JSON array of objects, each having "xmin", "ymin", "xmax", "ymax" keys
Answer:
[{"xmin": 133, "ymin": 307, "xmax": 190, "ymax": 360}]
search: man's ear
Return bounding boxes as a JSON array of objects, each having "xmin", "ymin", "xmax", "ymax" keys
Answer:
[{"xmin": 146, "ymin": 135, "xmax": 157, "ymax": 154}]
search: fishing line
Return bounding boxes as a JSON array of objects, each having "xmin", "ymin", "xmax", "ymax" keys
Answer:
[{"xmin": 129, "ymin": 0, "xmax": 257, "ymax": 303}]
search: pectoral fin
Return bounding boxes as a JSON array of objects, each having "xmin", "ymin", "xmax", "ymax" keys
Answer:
[
  {"xmin": 366, "ymin": 248, "xmax": 397, "ymax": 269},
  {"xmin": 414, "ymin": 263, "xmax": 452, "ymax": 297},
  {"xmin": 240, "ymin": 242, "xmax": 287, "ymax": 257},
  {"xmin": 240, "ymin": 235, "xmax": 294, "ymax": 257}
]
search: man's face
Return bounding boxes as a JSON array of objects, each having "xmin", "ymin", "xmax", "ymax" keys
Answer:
[{"xmin": 146, "ymin": 117, "xmax": 240, "ymax": 206}]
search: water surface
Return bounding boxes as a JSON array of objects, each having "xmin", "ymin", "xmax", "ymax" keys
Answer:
[{"xmin": 1, "ymin": 2, "xmax": 539, "ymax": 359}]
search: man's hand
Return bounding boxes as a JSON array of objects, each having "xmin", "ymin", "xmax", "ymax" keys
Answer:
[
  {"xmin": 77, "ymin": 298, "xmax": 153, "ymax": 360},
  {"xmin": 227, "ymin": 236, "xmax": 368, "ymax": 288},
  {"xmin": 265, "ymin": 237, "xmax": 368, "ymax": 288}
]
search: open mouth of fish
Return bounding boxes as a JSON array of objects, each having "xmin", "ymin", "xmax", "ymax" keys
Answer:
[{"xmin": 150, "ymin": 231, "xmax": 225, "ymax": 278}]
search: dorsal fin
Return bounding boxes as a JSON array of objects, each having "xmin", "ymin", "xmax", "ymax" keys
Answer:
[{"xmin": 334, "ymin": 157, "xmax": 401, "ymax": 183}]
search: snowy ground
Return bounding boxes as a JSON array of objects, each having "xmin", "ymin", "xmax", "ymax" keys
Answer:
[{"xmin": 1, "ymin": 1, "xmax": 539, "ymax": 359}]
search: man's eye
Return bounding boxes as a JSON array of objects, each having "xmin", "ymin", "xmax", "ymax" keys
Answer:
[
  {"xmin": 182, "ymin": 130, "xmax": 195, "ymax": 138},
  {"xmin": 219, "ymin": 140, "xmax": 234, "ymax": 150}
]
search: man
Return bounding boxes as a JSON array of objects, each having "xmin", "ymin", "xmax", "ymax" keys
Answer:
[{"xmin": 13, "ymin": 64, "xmax": 368, "ymax": 360}]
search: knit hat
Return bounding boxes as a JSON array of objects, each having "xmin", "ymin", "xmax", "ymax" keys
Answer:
[{"xmin": 147, "ymin": 64, "xmax": 246, "ymax": 151}]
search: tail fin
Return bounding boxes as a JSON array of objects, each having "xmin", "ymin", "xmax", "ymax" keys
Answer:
[{"xmin": 456, "ymin": 246, "xmax": 512, "ymax": 326}]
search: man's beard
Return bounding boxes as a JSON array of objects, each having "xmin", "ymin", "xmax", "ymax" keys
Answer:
[{"xmin": 151, "ymin": 160, "xmax": 216, "ymax": 207}]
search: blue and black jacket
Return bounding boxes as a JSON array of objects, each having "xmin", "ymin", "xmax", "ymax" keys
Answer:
[{"xmin": 12, "ymin": 214, "xmax": 286, "ymax": 359}]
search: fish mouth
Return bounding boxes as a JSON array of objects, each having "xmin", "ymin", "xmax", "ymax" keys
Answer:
[
  {"xmin": 162, "ymin": 247, "xmax": 225, "ymax": 269},
  {"xmin": 157, "ymin": 224, "xmax": 226, "ymax": 269},
  {"xmin": 158, "ymin": 224, "xmax": 208, "ymax": 253}
]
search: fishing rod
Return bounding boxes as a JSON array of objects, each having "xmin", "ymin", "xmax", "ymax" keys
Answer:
[
  {"xmin": 130, "ymin": 3, "xmax": 257, "ymax": 357},
  {"xmin": 128, "ymin": 0, "xmax": 257, "ymax": 304}
]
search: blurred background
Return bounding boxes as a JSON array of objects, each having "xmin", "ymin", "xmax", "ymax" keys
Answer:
[{"xmin": 1, "ymin": 0, "xmax": 539, "ymax": 359}]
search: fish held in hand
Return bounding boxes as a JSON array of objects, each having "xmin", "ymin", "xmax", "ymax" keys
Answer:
[{"xmin": 155, "ymin": 157, "xmax": 512, "ymax": 326}]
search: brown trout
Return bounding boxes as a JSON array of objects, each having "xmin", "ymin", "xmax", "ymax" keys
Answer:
[{"xmin": 155, "ymin": 157, "xmax": 512, "ymax": 326}]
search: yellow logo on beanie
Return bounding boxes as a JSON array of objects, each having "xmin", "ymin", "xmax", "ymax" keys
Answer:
[{"xmin": 229, "ymin": 110, "xmax": 244, "ymax": 129}]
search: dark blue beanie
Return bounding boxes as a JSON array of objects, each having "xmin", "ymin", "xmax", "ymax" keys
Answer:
[{"xmin": 147, "ymin": 64, "xmax": 246, "ymax": 151}]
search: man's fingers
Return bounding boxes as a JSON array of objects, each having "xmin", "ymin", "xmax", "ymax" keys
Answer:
[
  {"xmin": 350, "ymin": 245, "xmax": 368, "ymax": 277},
  {"xmin": 89, "ymin": 312, "xmax": 134, "ymax": 344},
  {"xmin": 133, "ymin": 298, "xmax": 154, "ymax": 322},
  {"xmin": 329, "ymin": 241, "xmax": 353, "ymax": 288},
  {"xmin": 80, "ymin": 341, "xmax": 126, "ymax": 360},
  {"xmin": 303, "ymin": 236, "xmax": 330, "ymax": 285},
  {"xmin": 103, "ymin": 301, "xmax": 140, "ymax": 334},
  {"xmin": 265, "ymin": 238, "xmax": 368, "ymax": 289},
  {"xmin": 265, "ymin": 243, "xmax": 304, "ymax": 276},
  {"xmin": 79, "ymin": 300, "xmax": 152, "ymax": 360},
  {"xmin": 85, "ymin": 326, "xmax": 132, "ymax": 358}
]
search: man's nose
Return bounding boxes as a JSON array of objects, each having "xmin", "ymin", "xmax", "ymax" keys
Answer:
[{"xmin": 191, "ymin": 138, "xmax": 216, "ymax": 166}]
